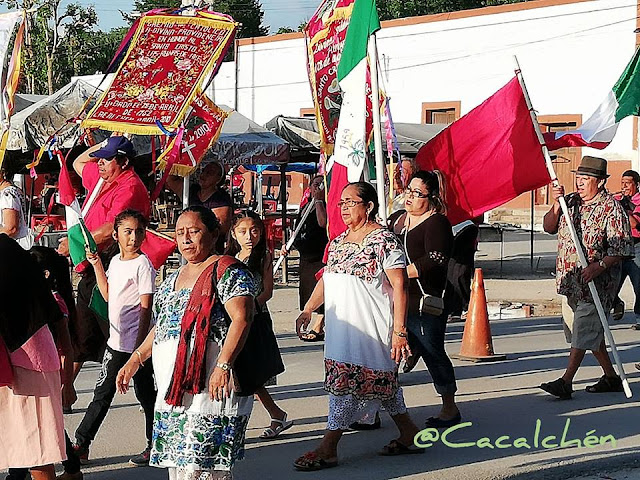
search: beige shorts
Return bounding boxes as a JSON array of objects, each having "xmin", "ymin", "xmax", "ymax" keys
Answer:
[{"xmin": 561, "ymin": 296, "xmax": 605, "ymax": 351}]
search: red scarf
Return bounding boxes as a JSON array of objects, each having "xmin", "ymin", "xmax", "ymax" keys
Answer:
[{"xmin": 165, "ymin": 255, "xmax": 239, "ymax": 406}]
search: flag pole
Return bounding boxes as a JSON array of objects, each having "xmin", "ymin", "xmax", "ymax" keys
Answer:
[
  {"xmin": 368, "ymin": 32, "xmax": 387, "ymax": 224},
  {"xmin": 273, "ymin": 199, "xmax": 316, "ymax": 274},
  {"xmin": 514, "ymin": 56, "xmax": 632, "ymax": 399}
]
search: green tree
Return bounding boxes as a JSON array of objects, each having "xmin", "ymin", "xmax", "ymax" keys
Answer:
[
  {"xmin": 376, "ymin": 0, "xmax": 528, "ymax": 20},
  {"xmin": 276, "ymin": 26, "xmax": 295, "ymax": 34},
  {"xmin": 0, "ymin": 0, "xmax": 105, "ymax": 94},
  {"xmin": 126, "ymin": 0, "xmax": 268, "ymax": 38}
]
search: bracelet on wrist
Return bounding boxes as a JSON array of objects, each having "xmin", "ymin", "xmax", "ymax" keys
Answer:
[
  {"xmin": 135, "ymin": 350, "xmax": 144, "ymax": 365},
  {"xmin": 394, "ymin": 330, "xmax": 408, "ymax": 338},
  {"xmin": 216, "ymin": 362, "xmax": 232, "ymax": 372}
]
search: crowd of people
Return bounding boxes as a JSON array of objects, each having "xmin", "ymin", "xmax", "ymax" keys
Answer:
[{"xmin": 1, "ymin": 142, "xmax": 639, "ymax": 479}]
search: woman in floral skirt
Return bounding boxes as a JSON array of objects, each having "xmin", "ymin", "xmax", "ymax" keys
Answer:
[
  {"xmin": 116, "ymin": 206, "xmax": 258, "ymax": 480},
  {"xmin": 293, "ymin": 182, "xmax": 421, "ymax": 471}
]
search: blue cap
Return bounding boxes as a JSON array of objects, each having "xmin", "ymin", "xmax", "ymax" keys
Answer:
[{"xmin": 89, "ymin": 136, "xmax": 136, "ymax": 159}]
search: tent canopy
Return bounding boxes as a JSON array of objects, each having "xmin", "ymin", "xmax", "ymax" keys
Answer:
[
  {"xmin": 6, "ymin": 82, "xmax": 291, "ymax": 170},
  {"xmin": 204, "ymin": 105, "xmax": 290, "ymax": 166},
  {"xmin": 265, "ymin": 115, "xmax": 448, "ymax": 156},
  {"xmin": 8, "ymin": 80, "xmax": 100, "ymax": 152}
]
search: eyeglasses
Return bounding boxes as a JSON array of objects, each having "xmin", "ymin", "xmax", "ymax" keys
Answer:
[
  {"xmin": 405, "ymin": 188, "xmax": 429, "ymax": 198},
  {"xmin": 337, "ymin": 200, "xmax": 364, "ymax": 209}
]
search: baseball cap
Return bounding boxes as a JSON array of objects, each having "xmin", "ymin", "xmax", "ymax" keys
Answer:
[{"xmin": 90, "ymin": 136, "xmax": 136, "ymax": 159}]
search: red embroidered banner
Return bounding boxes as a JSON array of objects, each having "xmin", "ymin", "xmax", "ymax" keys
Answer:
[
  {"xmin": 158, "ymin": 94, "xmax": 228, "ymax": 176},
  {"xmin": 305, "ymin": 0, "xmax": 355, "ymax": 155},
  {"xmin": 82, "ymin": 13, "xmax": 236, "ymax": 135}
]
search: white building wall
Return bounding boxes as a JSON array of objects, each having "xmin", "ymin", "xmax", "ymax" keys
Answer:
[{"xmin": 208, "ymin": 0, "xmax": 638, "ymax": 163}]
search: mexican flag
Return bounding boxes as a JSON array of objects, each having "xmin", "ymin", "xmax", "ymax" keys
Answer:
[
  {"xmin": 57, "ymin": 153, "xmax": 97, "ymax": 266},
  {"xmin": 325, "ymin": 0, "xmax": 380, "ymax": 242},
  {"xmin": 544, "ymin": 47, "xmax": 640, "ymax": 150},
  {"xmin": 331, "ymin": 0, "xmax": 380, "ymax": 183}
]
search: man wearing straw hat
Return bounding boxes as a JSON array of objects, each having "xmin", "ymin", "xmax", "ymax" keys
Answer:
[{"xmin": 541, "ymin": 155, "xmax": 633, "ymax": 400}]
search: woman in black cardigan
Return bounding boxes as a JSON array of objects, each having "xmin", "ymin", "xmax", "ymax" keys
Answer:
[{"xmin": 390, "ymin": 170, "xmax": 461, "ymax": 428}]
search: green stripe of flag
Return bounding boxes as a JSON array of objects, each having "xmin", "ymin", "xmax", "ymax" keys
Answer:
[
  {"xmin": 337, "ymin": 0, "xmax": 381, "ymax": 82},
  {"xmin": 613, "ymin": 47, "xmax": 640, "ymax": 122}
]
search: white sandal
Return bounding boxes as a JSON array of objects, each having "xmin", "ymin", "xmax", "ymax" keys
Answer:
[{"xmin": 259, "ymin": 414, "xmax": 294, "ymax": 439}]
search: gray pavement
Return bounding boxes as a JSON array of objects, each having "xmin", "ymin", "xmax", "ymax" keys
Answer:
[
  {"xmin": 7, "ymin": 230, "xmax": 640, "ymax": 479},
  {"xmin": 60, "ymin": 309, "xmax": 640, "ymax": 480}
]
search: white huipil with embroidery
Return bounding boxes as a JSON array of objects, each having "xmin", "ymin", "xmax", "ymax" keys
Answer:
[{"xmin": 322, "ymin": 228, "xmax": 408, "ymax": 429}]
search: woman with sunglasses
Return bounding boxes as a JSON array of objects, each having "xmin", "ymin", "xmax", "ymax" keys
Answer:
[
  {"xmin": 389, "ymin": 170, "xmax": 461, "ymax": 429},
  {"xmin": 293, "ymin": 182, "xmax": 421, "ymax": 471}
]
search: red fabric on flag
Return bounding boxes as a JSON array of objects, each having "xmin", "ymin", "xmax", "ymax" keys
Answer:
[
  {"xmin": 141, "ymin": 229, "xmax": 176, "ymax": 270},
  {"xmin": 327, "ymin": 162, "xmax": 349, "ymax": 241},
  {"xmin": 542, "ymin": 132, "xmax": 609, "ymax": 151},
  {"xmin": 57, "ymin": 152, "xmax": 77, "ymax": 207},
  {"xmin": 415, "ymin": 77, "xmax": 550, "ymax": 225}
]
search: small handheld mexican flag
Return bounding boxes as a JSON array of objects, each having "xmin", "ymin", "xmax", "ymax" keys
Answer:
[{"xmin": 57, "ymin": 152, "xmax": 97, "ymax": 266}]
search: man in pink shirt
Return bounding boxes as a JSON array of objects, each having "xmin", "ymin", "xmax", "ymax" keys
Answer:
[
  {"xmin": 57, "ymin": 136, "xmax": 151, "ymax": 399},
  {"xmin": 613, "ymin": 169, "xmax": 640, "ymax": 329}
]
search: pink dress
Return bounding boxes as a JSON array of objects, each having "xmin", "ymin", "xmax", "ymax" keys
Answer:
[{"xmin": 0, "ymin": 292, "xmax": 67, "ymax": 469}]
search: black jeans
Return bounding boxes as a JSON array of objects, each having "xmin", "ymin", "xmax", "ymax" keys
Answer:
[
  {"xmin": 75, "ymin": 346, "xmax": 156, "ymax": 449},
  {"xmin": 407, "ymin": 311, "xmax": 457, "ymax": 396},
  {"xmin": 6, "ymin": 431, "xmax": 80, "ymax": 478}
]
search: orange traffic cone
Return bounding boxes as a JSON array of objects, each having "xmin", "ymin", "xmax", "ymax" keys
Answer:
[{"xmin": 451, "ymin": 268, "xmax": 507, "ymax": 362}]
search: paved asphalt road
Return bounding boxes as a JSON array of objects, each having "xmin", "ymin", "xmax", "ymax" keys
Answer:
[{"xmin": 57, "ymin": 310, "xmax": 640, "ymax": 480}]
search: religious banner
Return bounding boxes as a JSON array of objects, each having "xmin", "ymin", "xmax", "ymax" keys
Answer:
[
  {"xmin": 305, "ymin": 0, "xmax": 356, "ymax": 154},
  {"xmin": 82, "ymin": 12, "xmax": 236, "ymax": 135},
  {"xmin": 158, "ymin": 93, "xmax": 228, "ymax": 176}
]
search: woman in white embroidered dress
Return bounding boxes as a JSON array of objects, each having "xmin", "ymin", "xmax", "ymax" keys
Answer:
[
  {"xmin": 293, "ymin": 182, "xmax": 422, "ymax": 471},
  {"xmin": 116, "ymin": 206, "xmax": 258, "ymax": 480}
]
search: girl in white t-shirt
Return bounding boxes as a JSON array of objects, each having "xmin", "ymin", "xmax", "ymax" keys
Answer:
[{"xmin": 74, "ymin": 209, "xmax": 157, "ymax": 467}]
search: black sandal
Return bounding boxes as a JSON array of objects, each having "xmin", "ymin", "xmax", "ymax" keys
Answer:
[
  {"xmin": 379, "ymin": 439, "xmax": 425, "ymax": 456},
  {"xmin": 300, "ymin": 330, "xmax": 324, "ymax": 342},
  {"xmin": 585, "ymin": 375, "xmax": 623, "ymax": 393}
]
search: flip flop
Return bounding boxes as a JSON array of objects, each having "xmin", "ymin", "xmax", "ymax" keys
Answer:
[
  {"xmin": 293, "ymin": 451, "xmax": 338, "ymax": 471},
  {"xmin": 378, "ymin": 439, "xmax": 425, "ymax": 456},
  {"xmin": 300, "ymin": 330, "xmax": 324, "ymax": 342},
  {"xmin": 260, "ymin": 414, "xmax": 294, "ymax": 439}
]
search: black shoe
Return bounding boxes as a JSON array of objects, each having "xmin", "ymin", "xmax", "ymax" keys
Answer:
[
  {"xmin": 129, "ymin": 447, "xmax": 151, "ymax": 466},
  {"xmin": 349, "ymin": 413, "xmax": 381, "ymax": 430},
  {"xmin": 612, "ymin": 300, "xmax": 625, "ymax": 321},
  {"xmin": 585, "ymin": 375, "xmax": 623, "ymax": 393},
  {"xmin": 424, "ymin": 412, "xmax": 462, "ymax": 429},
  {"xmin": 540, "ymin": 378, "xmax": 573, "ymax": 400}
]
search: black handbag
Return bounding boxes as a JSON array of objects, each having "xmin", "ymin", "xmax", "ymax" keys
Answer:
[{"xmin": 232, "ymin": 303, "xmax": 285, "ymax": 396}]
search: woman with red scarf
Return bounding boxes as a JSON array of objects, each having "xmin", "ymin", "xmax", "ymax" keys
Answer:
[{"xmin": 116, "ymin": 206, "xmax": 258, "ymax": 480}]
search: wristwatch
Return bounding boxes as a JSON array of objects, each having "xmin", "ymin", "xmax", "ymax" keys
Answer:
[
  {"xmin": 598, "ymin": 259, "xmax": 607, "ymax": 270},
  {"xmin": 216, "ymin": 362, "xmax": 232, "ymax": 371}
]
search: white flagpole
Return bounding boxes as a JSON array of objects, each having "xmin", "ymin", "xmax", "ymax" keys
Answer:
[
  {"xmin": 368, "ymin": 32, "xmax": 387, "ymax": 224},
  {"xmin": 514, "ymin": 56, "xmax": 632, "ymax": 399},
  {"xmin": 273, "ymin": 199, "xmax": 316, "ymax": 274}
]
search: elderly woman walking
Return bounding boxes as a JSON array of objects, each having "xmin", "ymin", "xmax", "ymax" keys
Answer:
[
  {"xmin": 389, "ymin": 171, "xmax": 461, "ymax": 428},
  {"xmin": 116, "ymin": 206, "xmax": 258, "ymax": 480},
  {"xmin": 293, "ymin": 182, "xmax": 421, "ymax": 471}
]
